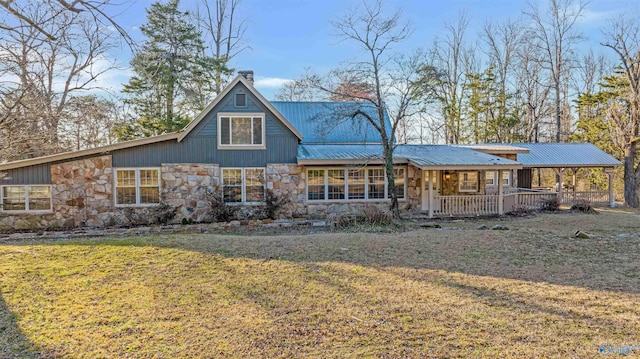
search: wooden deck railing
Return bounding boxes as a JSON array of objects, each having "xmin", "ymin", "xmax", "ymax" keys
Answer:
[
  {"xmin": 433, "ymin": 195, "xmax": 499, "ymax": 217},
  {"xmin": 429, "ymin": 189, "xmax": 612, "ymax": 217},
  {"xmin": 559, "ymin": 191, "xmax": 610, "ymax": 205}
]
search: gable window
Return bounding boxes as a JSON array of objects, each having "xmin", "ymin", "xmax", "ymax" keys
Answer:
[
  {"xmin": 1, "ymin": 185, "xmax": 51, "ymax": 212},
  {"xmin": 459, "ymin": 171, "xmax": 479, "ymax": 192},
  {"xmin": 222, "ymin": 168, "xmax": 265, "ymax": 203},
  {"xmin": 218, "ymin": 113, "xmax": 265, "ymax": 149},
  {"xmin": 115, "ymin": 168, "xmax": 160, "ymax": 206},
  {"xmin": 307, "ymin": 166, "xmax": 406, "ymax": 201},
  {"xmin": 235, "ymin": 93, "xmax": 247, "ymax": 107}
]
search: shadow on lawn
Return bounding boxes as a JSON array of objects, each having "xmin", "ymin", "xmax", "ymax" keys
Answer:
[{"xmin": 0, "ymin": 294, "xmax": 47, "ymax": 358}]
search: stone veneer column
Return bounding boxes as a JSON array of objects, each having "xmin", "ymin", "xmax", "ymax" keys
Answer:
[
  {"xmin": 265, "ymin": 164, "xmax": 306, "ymax": 218},
  {"xmin": 50, "ymin": 155, "xmax": 113, "ymax": 227},
  {"xmin": 161, "ymin": 163, "xmax": 220, "ymax": 222}
]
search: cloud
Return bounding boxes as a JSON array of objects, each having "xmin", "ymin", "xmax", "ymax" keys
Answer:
[{"xmin": 254, "ymin": 77, "xmax": 293, "ymax": 89}]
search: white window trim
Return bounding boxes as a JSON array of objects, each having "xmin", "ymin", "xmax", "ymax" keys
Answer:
[
  {"xmin": 221, "ymin": 167, "xmax": 266, "ymax": 204},
  {"xmin": 114, "ymin": 168, "xmax": 161, "ymax": 207},
  {"xmin": 0, "ymin": 185, "xmax": 53, "ymax": 213},
  {"xmin": 217, "ymin": 112, "xmax": 266, "ymax": 150},
  {"xmin": 459, "ymin": 171, "xmax": 479, "ymax": 193},
  {"xmin": 485, "ymin": 171, "xmax": 511, "ymax": 187},
  {"xmin": 306, "ymin": 166, "xmax": 406, "ymax": 203}
]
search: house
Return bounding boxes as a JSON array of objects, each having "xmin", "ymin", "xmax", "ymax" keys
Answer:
[{"xmin": 0, "ymin": 72, "xmax": 622, "ymax": 230}]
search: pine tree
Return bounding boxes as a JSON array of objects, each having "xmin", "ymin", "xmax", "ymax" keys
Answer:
[{"xmin": 122, "ymin": 0, "xmax": 224, "ymax": 139}]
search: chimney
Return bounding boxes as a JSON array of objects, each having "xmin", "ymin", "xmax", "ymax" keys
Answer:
[{"xmin": 238, "ymin": 70, "xmax": 254, "ymax": 85}]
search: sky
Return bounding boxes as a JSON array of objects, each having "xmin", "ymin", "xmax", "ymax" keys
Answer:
[{"xmin": 103, "ymin": 0, "xmax": 639, "ymax": 100}]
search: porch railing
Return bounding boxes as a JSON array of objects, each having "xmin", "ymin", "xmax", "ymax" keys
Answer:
[
  {"xmin": 433, "ymin": 195, "xmax": 499, "ymax": 217},
  {"xmin": 559, "ymin": 190, "xmax": 610, "ymax": 205},
  {"xmin": 511, "ymin": 191, "xmax": 557, "ymax": 210}
]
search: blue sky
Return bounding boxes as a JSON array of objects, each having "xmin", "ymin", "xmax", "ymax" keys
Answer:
[{"xmin": 106, "ymin": 0, "xmax": 639, "ymax": 100}]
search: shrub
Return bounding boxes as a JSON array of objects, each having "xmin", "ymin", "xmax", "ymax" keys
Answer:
[
  {"xmin": 508, "ymin": 204, "xmax": 530, "ymax": 217},
  {"xmin": 332, "ymin": 205, "xmax": 393, "ymax": 230},
  {"xmin": 147, "ymin": 202, "xmax": 177, "ymax": 225},
  {"xmin": 205, "ymin": 189, "xmax": 239, "ymax": 222},
  {"xmin": 262, "ymin": 190, "xmax": 290, "ymax": 220},
  {"xmin": 571, "ymin": 199, "xmax": 597, "ymax": 213},
  {"xmin": 540, "ymin": 196, "xmax": 560, "ymax": 211}
]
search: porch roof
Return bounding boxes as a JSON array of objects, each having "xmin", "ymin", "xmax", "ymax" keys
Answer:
[
  {"xmin": 508, "ymin": 143, "xmax": 621, "ymax": 168},
  {"xmin": 298, "ymin": 144, "xmax": 522, "ymax": 170}
]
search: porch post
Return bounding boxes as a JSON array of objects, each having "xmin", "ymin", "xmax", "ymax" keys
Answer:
[
  {"xmin": 605, "ymin": 167, "xmax": 615, "ymax": 207},
  {"xmin": 571, "ymin": 167, "xmax": 578, "ymax": 202},
  {"xmin": 498, "ymin": 169, "xmax": 504, "ymax": 215},
  {"xmin": 553, "ymin": 168, "xmax": 565, "ymax": 204},
  {"xmin": 428, "ymin": 170, "xmax": 434, "ymax": 218}
]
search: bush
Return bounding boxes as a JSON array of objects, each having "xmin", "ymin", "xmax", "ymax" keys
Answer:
[
  {"xmin": 571, "ymin": 199, "xmax": 597, "ymax": 213},
  {"xmin": 508, "ymin": 204, "xmax": 530, "ymax": 217},
  {"xmin": 262, "ymin": 190, "xmax": 290, "ymax": 220},
  {"xmin": 540, "ymin": 196, "xmax": 560, "ymax": 211},
  {"xmin": 147, "ymin": 202, "xmax": 177, "ymax": 225},
  {"xmin": 205, "ymin": 190, "xmax": 239, "ymax": 222},
  {"xmin": 332, "ymin": 205, "xmax": 393, "ymax": 229}
]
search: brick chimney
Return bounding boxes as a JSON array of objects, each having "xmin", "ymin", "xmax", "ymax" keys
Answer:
[{"xmin": 238, "ymin": 70, "xmax": 254, "ymax": 85}]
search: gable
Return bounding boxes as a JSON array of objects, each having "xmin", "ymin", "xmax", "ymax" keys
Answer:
[{"xmin": 178, "ymin": 76, "xmax": 303, "ymax": 142}]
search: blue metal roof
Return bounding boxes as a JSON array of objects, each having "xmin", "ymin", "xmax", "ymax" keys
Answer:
[
  {"xmin": 298, "ymin": 144, "xmax": 522, "ymax": 168},
  {"xmin": 509, "ymin": 143, "xmax": 621, "ymax": 167},
  {"xmin": 270, "ymin": 101, "xmax": 392, "ymax": 143}
]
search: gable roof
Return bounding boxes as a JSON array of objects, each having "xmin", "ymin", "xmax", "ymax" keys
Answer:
[
  {"xmin": 298, "ymin": 144, "xmax": 522, "ymax": 170},
  {"xmin": 178, "ymin": 75, "xmax": 303, "ymax": 141},
  {"xmin": 270, "ymin": 101, "xmax": 391, "ymax": 143},
  {"xmin": 507, "ymin": 143, "xmax": 621, "ymax": 168}
]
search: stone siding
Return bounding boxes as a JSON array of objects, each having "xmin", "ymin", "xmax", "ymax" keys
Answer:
[
  {"xmin": 265, "ymin": 164, "xmax": 306, "ymax": 218},
  {"xmin": 161, "ymin": 163, "xmax": 220, "ymax": 222}
]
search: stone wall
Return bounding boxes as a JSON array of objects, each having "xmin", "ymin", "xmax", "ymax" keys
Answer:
[
  {"xmin": 265, "ymin": 164, "xmax": 306, "ymax": 218},
  {"xmin": 405, "ymin": 165, "xmax": 421, "ymax": 212},
  {"xmin": 441, "ymin": 170, "xmax": 488, "ymax": 196},
  {"xmin": 161, "ymin": 163, "xmax": 220, "ymax": 222}
]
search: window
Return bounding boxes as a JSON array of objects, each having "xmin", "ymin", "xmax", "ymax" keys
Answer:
[
  {"xmin": 486, "ymin": 171, "xmax": 511, "ymax": 186},
  {"xmin": 307, "ymin": 167, "xmax": 406, "ymax": 201},
  {"xmin": 1, "ymin": 185, "xmax": 51, "ymax": 212},
  {"xmin": 347, "ymin": 169, "xmax": 365, "ymax": 199},
  {"xmin": 459, "ymin": 171, "xmax": 479, "ymax": 192},
  {"xmin": 115, "ymin": 168, "xmax": 160, "ymax": 206},
  {"xmin": 222, "ymin": 168, "xmax": 265, "ymax": 203},
  {"xmin": 218, "ymin": 113, "xmax": 265, "ymax": 149},
  {"xmin": 235, "ymin": 93, "xmax": 247, "ymax": 107},
  {"xmin": 368, "ymin": 168, "xmax": 385, "ymax": 199}
]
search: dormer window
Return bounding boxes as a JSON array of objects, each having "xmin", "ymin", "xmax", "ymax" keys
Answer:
[
  {"xmin": 235, "ymin": 93, "xmax": 247, "ymax": 107},
  {"xmin": 218, "ymin": 113, "xmax": 266, "ymax": 150}
]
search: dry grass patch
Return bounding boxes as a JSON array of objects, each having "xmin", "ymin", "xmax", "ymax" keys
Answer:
[{"xmin": 1, "ymin": 209, "xmax": 640, "ymax": 358}]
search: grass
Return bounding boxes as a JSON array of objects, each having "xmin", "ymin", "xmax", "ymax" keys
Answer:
[{"xmin": 1, "ymin": 209, "xmax": 640, "ymax": 358}]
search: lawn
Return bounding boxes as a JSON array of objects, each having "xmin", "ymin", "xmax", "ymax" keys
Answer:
[{"xmin": 1, "ymin": 209, "xmax": 640, "ymax": 358}]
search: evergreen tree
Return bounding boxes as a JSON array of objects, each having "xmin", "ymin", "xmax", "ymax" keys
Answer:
[{"xmin": 122, "ymin": 0, "xmax": 224, "ymax": 139}]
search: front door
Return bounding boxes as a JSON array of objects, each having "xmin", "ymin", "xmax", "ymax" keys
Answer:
[{"xmin": 421, "ymin": 170, "xmax": 441, "ymax": 211}]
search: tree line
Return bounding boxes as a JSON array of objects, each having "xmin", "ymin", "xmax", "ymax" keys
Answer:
[{"xmin": 1, "ymin": 0, "xmax": 639, "ymax": 208}]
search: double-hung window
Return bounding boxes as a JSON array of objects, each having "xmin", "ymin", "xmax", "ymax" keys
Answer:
[
  {"xmin": 485, "ymin": 171, "xmax": 511, "ymax": 186},
  {"xmin": 222, "ymin": 168, "xmax": 265, "ymax": 203},
  {"xmin": 115, "ymin": 168, "xmax": 160, "ymax": 206},
  {"xmin": 1, "ymin": 185, "xmax": 51, "ymax": 212},
  {"xmin": 307, "ymin": 167, "xmax": 406, "ymax": 201},
  {"xmin": 459, "ymin": 171, "xmax": 479, "ymax": 192},
  {"xmin": 218, "ymin": 113, "xmax": 265, "ymax": 149}
]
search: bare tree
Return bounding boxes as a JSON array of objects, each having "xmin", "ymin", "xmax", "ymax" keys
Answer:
[
  {"xmin": 425, "ymin": 10, "xmax": 473, "ymax": 144},
  {"xmin": 0, "ymin": 0, "xmax": 116, "ymax": 161},
  {"xmin": 275, "ymin": 76, "xmax": 323, "ymax": 101},
  {"xmin": 305, "ymin": 0, "xmax": 422, "ymax": 217},
  {"xmin": 196, "ymin": 0, "xmax": 248, "ymax": 95},
  {"xmin": 601, "ymin": 15, "xmax": 640, "ymax": 207},
  {"xmin": 0, "ymin": 0, "xmax": 132, "ymax": 46},
  {"xmin": 524, "ymin": 0, "xmax": 587, "ymax": 142}
]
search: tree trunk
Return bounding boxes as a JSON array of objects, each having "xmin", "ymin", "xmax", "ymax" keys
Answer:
[
  {"xmin": 383, "ymin": 143, "xmax": 399, "ymax": 218},
  {"xmin": 624, "ymin": 141, "xmax": 639, "ymax": 207}
]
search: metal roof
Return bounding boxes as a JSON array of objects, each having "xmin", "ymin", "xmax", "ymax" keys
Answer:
[
  {"xmin": 509, "ymin": 143, "xmax": 621, "ymax": 168},
  {"xmin": 298, "ymin": 144, "xmax": 522, "ymax": 169},
  {"xmin": 271, "ymin": 101, "xmax": 392, "ymax": 143},
  {"xmin": 455, "ymin": 144, "xmax": 530, "ymax": 154}
]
